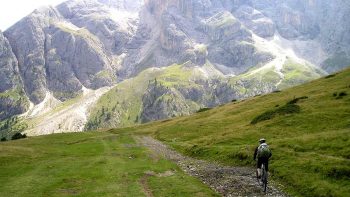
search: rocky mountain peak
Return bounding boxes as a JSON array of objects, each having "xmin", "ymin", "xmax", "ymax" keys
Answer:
[{"xmin": 0, "ymin": 0, "xmax": 349, "ymax": 133}]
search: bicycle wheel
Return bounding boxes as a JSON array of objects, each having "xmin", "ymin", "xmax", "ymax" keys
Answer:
[{"xmin": 261, "ymin": 164, "xmax": 267, "ymax": 193}]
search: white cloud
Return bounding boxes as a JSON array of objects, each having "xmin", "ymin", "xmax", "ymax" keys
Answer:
[{"xmin": 0, "ymin": 0, "xmax": 66, "ymax": 31}]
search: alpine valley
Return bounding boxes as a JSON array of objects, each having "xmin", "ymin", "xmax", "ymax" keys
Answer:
[{"xmin": 1, "ymin": 0, "xmax": 350, "ymax": 136}]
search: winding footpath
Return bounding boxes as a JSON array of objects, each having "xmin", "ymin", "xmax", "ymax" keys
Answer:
[{"xmin": 137, "ymin": 136, "xmax": 287, "ymax": 197}]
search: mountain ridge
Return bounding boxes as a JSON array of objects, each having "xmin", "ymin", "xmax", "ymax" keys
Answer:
[{"xmin": 0, "ymin": 0, "xmax": 349, "ymax": 135}]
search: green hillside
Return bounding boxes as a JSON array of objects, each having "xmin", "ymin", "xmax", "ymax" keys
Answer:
[
  {"xmin": 116, "ymin": 68, "xmax": 350, "ymax": 197},
  {"xmin": 1, "ymin": 68, "xmax": 349, "ymax": 197},
  {"xmin": 85, "ymin": 62, "xmax": 224, "ymax": 130},
  {"xmin": 0, "ymin": 132, "xmax": 217, "ymax": 196},
  {"xmin": 86, "ymin": 59, "xmax": 324, "ymax": 131}
]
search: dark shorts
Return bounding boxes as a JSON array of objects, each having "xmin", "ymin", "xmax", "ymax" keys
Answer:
[{"xmin": 257, "ymin": 157, "xmax": 269, "ymax": 172}]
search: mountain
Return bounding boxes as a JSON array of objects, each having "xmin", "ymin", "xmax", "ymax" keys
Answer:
[{"xmin": 0, "ymin": 0, "xmax": 349, "ymax": 135}]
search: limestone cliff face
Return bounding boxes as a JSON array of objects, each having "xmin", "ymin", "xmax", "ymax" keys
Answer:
[
  {"xmin": 4, "ymin": 8, "xmax": 56, "ymax": 103},
  {"xmin": 0, "ymin": 31, "xmax": 20, "ymax": 93},
  {"xmin": 44, "ymin": 24, "xmax": 114, "ymax": 100},
  {"xmin": 142, "ymin": 0, "xmax": 274, "ymax": 75},
  {"xmin": 140, "ymin": 80, "xmax": 192, "ymax": 123},
  {"xmin": 235, "ymin": 5, "xmax": 275, "ymax": 38},
  {"xmin": 0, "ymin": 31, "xmax": 29, "ymax": 120},
  {"xmin": 145, "ymin": 0, "xmax": 199, "ymax": 18},
  {"xmin": 5, "ymin": 2, "xmax": 119, "ymax": 103},
  {"xmin": 140, "ymin": 76, "xmax": 239, "ymax": 123},
  {"xmin": 249, "ymin": 0, "xmax": 350, "ymax": 71},
  {"xmin": 169, "ymin": 0, "xmax": 350, "ymax": 72},
  {"xmin": 1, "ymin": 0, "xmax": 350, "ymax": 129}
]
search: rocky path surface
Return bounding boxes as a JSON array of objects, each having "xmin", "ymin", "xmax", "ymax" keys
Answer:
[{"xmin": 137, "ymin": 136, "xmax": 287, "ymax": 197}]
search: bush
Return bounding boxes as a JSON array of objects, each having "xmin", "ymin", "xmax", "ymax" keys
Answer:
[
  {"xmin": 287, "ymin": 96, "xmax": 308, "ymax": 104},
  {"xmin": 336, "ymin": 91, "xmax": 347, "ymax": 99},
  {"xmin": 197, "ymin": 108, "xmax": 212, "ymax": 113},
  {"xmin": 11, "ymin": 133, "xmax": 27, "ymax": 140},
  {"xmin": 251, "ymin": 98, "xmax": 302, "ymax": 124},
  {"xmin": 325, "ymin": 74, "xmax": 336, "ymax": 79},
  {"xmin": 327, "ymin": 166, "xmax": 350, "ymax": 179},
  {"xmin": 1, "ymin": 137, "xmax": 7, "ymax": 142},
  {"xmin": 231, "ymin": 99, "xmax": 237, "ymax": 102},
  {"xmin": 276, "ymin": 103, "xmax": 301, "ymax": 115},
  {"xmin": 339, "ymin": 91, "xmax": 347, "ymax": 97},
  {"xmin": 251, "ymin": 110, "xmax": 276, "ymax": 124}
]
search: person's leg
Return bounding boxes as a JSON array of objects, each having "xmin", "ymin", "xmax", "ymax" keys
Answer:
[
  {"xmin": 265, "ymin": 159, "xmax": 269, "ymax": 172},
  {"xmin": 257, "ymin": 158, "xmax": 262, "ymax": 178}
]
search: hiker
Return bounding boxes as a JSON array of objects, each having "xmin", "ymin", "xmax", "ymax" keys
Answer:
[{"xmin": 253, "ymin": 138, "xmax": 272, "ymax": 178}]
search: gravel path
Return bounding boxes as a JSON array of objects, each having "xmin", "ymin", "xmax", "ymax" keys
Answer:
[{"xmin": 137, "ymin": 136, "xmax": 287, "ymax": 197}]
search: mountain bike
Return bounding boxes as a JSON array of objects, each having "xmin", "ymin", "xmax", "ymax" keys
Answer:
[{"xmin": 260, "ymin": 163, "xmax": 268, "ymax": 193}]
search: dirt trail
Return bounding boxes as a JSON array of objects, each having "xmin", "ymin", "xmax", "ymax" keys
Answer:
[
  {"xmin": 137, "ymin": 136, "xmax": 287, "ymax": 197},
  {"xmin": 139, "ymin": 174, "xmax": 154, "ymax": 197}
]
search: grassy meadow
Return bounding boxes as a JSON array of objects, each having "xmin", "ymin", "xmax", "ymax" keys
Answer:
[
  {"xmin": 1, "ymin": 68, "xmax": 349, "ymax": 196},
  {"xmin": 116, "ymin": 68, "xmax": 350, "ymax": 197},
  {"xmin": 0, "ymin": 132, "xmax": 218, "ymax": 196}
]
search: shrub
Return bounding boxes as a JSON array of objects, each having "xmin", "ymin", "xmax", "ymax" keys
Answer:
[
  {"xmin": 287, "ymin": 96, "xmax": 308, "ymax": 104},
  {"xmin": 327, "ymin": 166, "xmax": 350, "ymax": 179},
  {"xmin": 1, "ymin": 137, "xmax": 7, "ymax": 142},
  {"xmin": 251, "ymin": 110, "xmax": 276, "ymax": 124},
  {"xmin": 187, "ymin": 145, "xmax": 205, "ymax": 156},
  {"xmin": 251, "ymin": 98, "xmax": 302, "ymax": 124},
  {"xmin": 339, "ymin": 91, "xmax": 347, "ymax": 97},
  {"xmin": 325, "ymin": 74, "xmax": 336, "ymax": 79},
  {"xmin": 161, "ymin": 119, "xmax": 171, "ymax": 123},
  {"xmin": 231, "ymin": 99, "xmax": 237, "ymax": 102},
  {"xmin": 197, "ymin": 108, "xmax": 212, "ymax": 113},
  {"xmin": 11, "ymin": 133, "xmax": 27, "ymax": 140},
  {"xmin": 276, "ymin": 103, "xmax": 301, "ymax": 115},
  {"xmin": 336, "ymin": 91, "xmax": 347, "ymax": 99}
]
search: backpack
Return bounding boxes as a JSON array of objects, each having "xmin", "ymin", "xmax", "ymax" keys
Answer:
[{"xmin": 257, "ymin": 143, "xmax": 271, "ymax": 158}]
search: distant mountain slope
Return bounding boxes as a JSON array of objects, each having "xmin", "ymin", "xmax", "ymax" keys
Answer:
[
  {"xmin": 120, "ymin": 67, "xmax": 350, "ymax": 197},
  {"xmin": 1, "ymin": 0, "xmax": 350, "ymax": 134},
  {"xmin": 87, "ymin": 59, "xmax": 325, "ymax": 130}
]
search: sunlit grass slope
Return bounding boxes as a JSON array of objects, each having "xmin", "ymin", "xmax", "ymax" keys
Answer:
[
  {"xmin": 117, "ymin": 68, "xmax": 350, "ymax": 197},
  {"xmin": 0, "ymin": 132, "xmax": 218, "ymax": 197}
]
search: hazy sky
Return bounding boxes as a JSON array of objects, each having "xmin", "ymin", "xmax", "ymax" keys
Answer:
[{"xmin": 0, "ymin": 0, "xmax": 66, "ymax": 31}]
